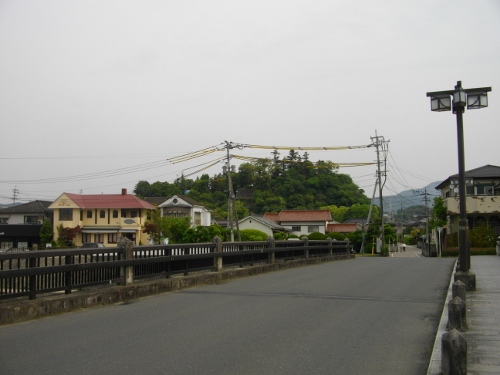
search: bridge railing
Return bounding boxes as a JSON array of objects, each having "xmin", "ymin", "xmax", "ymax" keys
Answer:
[{"xmin": 0, "ymin": 237, "xmax": 351, "ymax": 301}]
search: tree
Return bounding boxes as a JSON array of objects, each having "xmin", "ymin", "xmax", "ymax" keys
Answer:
[
  {"xmin": 56, "ymin": 224, "xmax": 81, "ymax": 247},
  {"xmin": 384, "ymin": 224, "xmax": 396, "ymax": 243},
  {"xmin": 39, "ymin": 220, "xmax": 53, "ymax": 246},
  {"xmin": 183, "ymin": 226, "xmax": 211, "ymax": 243},
  {"xmin": 430, "ymin": 197, "xmax": 447, "ymax": 229},
  {"xmin": 142, "ymin": 210, "xmax": 170, "ymax": 244},
  {"xmin": 321, "ymin": 205, "xmax": 349, "ymax": 222},
  {"xmin": 344, "ymin": 203, "xmax": 376, "ymax": 222},
  {"xmin": 164, "ymin": 217, "xmax": 191, "ymax": 244}
]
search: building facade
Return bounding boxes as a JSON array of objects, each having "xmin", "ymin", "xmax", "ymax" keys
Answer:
[
  {"xmin": 49, "ymin": 189, "xmax": 155, "ymax": 246},
  {"xmin": 263, "ymin": 210, "xmax": 332, "ymax": 236},
  {"xmin": 144, "ymin": 195, "xmax": 211, "ymax": 227},
  {"xmin": 435, "ymin": 164, "xmax": 500, "ymax": 235},
  {"xmin": 0, "ymin": 200, "xmax": 53, "ymax": 250}
]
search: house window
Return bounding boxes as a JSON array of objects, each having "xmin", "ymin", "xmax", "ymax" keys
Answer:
[
  {"xmin": 113, "ymin": 210, "xmax": 118, "ymax": 219},
  {"xmin": 466, "ymin": 186, "xmax": 474, "ymax": 196},
  {"xmin": 121, "ymin": 211, "xmax": 127, "ymax": 218},
  {"xmin": 100, "ymin": 210, "xmax": 105, "ymax": 219},
  {"xmin": 59, "ymin": 209, "xmax": 73, "ymax": 221},
  {"xmin": 82, "ymin": 233, "xmax": 92, "ymax": 242},
  {"xmin": 131, "ymin": 211, "xmax": 137, "ymax": 218},
  {"xmin": 474, "ymin": 216, "xmax": 487, "ymax": 227},
  {"xmin": 24, "ymin": 216, "xmax": 38, "ymax": 224},
  {"xmin": 476, "ymin": 185, "xmax": 494, "ymax": 196},
  {"xmin": 94, "ymin": 234, "xmax": 104, "ymax": 243},
  {"xmin": 166, "ymin": 211, "xmax": 186, "ymax": 218},
  {"xmin": 87, "ymin": 210, "xmax": 92, "ymax": 219},
  {"xmin": 308, "ymin": 226, "xmax": 319, "ymax": 233},
  {"xmin": 194, "ymin": 212, "xmax": 201, "ymax": 226},
  {"xmin": 489, "ymin": 216, "xmax": 500, "ymax": 235},
  {"xmin": 108, "ymin": 233, "xmax": 118, "ymax": 243},
  {"xmin": 292, "ymin": 226, "xmax": 301, "ymax": 231}
]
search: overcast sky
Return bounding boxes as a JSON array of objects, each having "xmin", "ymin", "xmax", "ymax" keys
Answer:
[{"xmin": 0, "ymin": 0, "xmax": 499, "ymax": 205}]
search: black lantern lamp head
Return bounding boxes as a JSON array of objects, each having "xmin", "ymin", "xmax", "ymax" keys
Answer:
[
  {"xmin": 427, "ymin": 81, "xmax": 491, "ymax": 113},
  {"xmin": 466, "ymin": 88, "xmax": 490, "ymax": 110},
  {"xmin": 429, "ymin": 94, "xmax": 452, "ymax": 112}
]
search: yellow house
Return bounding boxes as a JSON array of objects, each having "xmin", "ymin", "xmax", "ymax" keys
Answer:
[{"xmin": 49, "ymin": 189, "xmax": 156, "ymax": 246}]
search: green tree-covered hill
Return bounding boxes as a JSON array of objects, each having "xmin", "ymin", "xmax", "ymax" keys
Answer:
[{"xmin": 135, "ymin": 150, "xmax": 370, "ymax": 219}]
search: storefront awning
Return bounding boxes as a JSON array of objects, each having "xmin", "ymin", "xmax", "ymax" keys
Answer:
[
  {"xmin": 81, "ymin": 226, "xmax": 121, "ymax": 233},
  {"xmin": 119, "ymin": 228, "xmax": 137, "ymax": 233}
]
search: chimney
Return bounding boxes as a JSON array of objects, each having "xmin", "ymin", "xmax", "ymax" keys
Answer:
[{"xmin": 122, "ymin": 188, "xmax": 127, "ymax": 195}]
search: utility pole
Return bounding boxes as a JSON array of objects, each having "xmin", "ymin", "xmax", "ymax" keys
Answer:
[
  {"xmin": 400, "ymin": 203, "xmax": 404, "ymax": 248},
  {"xmin": 413, "ymin": 188, "xmax": 430, "ymax": 256},
  {"xmin": 371, "ymin": 132, "xmax": 389, "ymax": 251},
  {"xmin": 224, "ymin": 141, "xmax": 241, "ymax": 242},
  {"xmin": 12, "ymin": 187, "xmax": 19, "ymax": 204},
  {"xmin": 360, "ymin": 178, "xmax": 378, "ymax": 254}
]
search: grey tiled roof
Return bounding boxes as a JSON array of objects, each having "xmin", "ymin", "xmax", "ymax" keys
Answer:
[
  {"xmin": 241, "ymin": 215, "xmax": 288, "ymax": 231},
  {"xmin": 436, "ymin": 164, "xmax": 500, "ymax": 189},
  {"xmin": 0, "ymin": 200, "xmax": 53, "ymax": 214}
]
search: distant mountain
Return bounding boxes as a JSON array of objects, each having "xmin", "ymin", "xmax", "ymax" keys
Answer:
[{"xmin": 381, "ymin": 181, "xmax": 441, "ymax": 214}]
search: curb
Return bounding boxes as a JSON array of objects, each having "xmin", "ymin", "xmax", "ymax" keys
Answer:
[{"xmin": 427, "ymin": 260, "xmax": 457, "ymax": 374}]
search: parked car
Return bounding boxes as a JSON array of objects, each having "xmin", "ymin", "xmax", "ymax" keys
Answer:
[{"xmin": 82, "ymin": 242, "xmax": 105, "ymax": 248}]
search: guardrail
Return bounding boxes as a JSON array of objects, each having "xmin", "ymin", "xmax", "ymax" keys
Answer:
[{"xmin": 0, "ymin": 237, "xmax": 351, "ymax": 301}]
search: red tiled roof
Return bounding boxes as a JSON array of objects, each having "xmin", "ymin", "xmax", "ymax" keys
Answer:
[
  {"xmin": 65, "ymin": 193, "xmax": 155, "ymax": 209},
  {"xmin": 276, "ymin": 210, "xmax": 332, "ymax": 222},
  {"xmin": 263, "ymin": 213, "xmax": 279, "ymax": 223},
  {"xmin": 327, "ymin": 223, "xmax": 358, "ymax": 233}
]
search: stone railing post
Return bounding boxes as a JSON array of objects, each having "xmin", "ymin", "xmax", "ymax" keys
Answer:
[
  {"xmin": 213, "ymin": 236, "xmax": 223, "ymax": 272},
  {"xmin": 328, "ymin": 237, "xmax": 333, "ymax": 256},
  {"xmin": 441, "ymin": 328, "xmax": 467, "ymax": 375},
  {"xmin": 118, "ymin": 237, "xmax": 134, "ymax": 286},
  {"xmin": 452, "ymin": 280, "xmax": 466, "ymax": 302},
  {"xmin": 267, "ymin": 237, "xmax": 275, "ymax": 264},
  {"xmin": 303, "ymin": 237, "xmax": 309, "ymax": 258},
  {"xmin": 447, "ymin": 296, "xmax": 467, "ymax": 332},
  {"xmin": 344, "ymin": 238, "xmax": 351, "ymax": 254}
]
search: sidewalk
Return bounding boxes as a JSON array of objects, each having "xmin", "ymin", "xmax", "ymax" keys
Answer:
[{"xmin": 428, "ymin": 255, "xmax": 500, "ymax": 374}]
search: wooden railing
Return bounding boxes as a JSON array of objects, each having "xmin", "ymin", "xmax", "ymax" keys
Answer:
[{"xmin": 0, "ymin": 237, "xmax": 351, "ymax": 301}]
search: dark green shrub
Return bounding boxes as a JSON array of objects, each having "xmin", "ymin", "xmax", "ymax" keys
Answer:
[
  {"xmin": 308, "ymin": 232, "xmax": 326, "ymax": 240},
  {"xmin": 240, "ymin": 229, "xmax": 268, "ymax": 241},
  {"xmin": 469, "ymin": 225, "xmax": 496, "ymax": 247},
  {"xmin": 273, "ymin": 232, "xmax": 287, "ymax": 240}
]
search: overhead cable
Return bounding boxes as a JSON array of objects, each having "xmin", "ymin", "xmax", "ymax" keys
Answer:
[{"xmin": 245, "ymin": 144, "xmax": 373, "ymax": 151}]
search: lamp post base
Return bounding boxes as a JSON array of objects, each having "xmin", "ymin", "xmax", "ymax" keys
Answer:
[{"xmin": 454, "ymin": 271, "xmax": 476, "ymax": 291}]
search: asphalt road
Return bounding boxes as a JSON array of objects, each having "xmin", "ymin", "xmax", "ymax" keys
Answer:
[{"xmin": 0, "ymin": 250, "xmax": 455, "ymax": 375}]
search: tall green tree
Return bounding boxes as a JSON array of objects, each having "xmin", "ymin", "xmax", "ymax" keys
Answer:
[
  {"xmin": 39, "ymin": 220, "xmax": 53, "ymax": 246},
  {"xmin": 164, "ymin": 217, "xmax": 191, "ymax": 244},
  {"xmin": 430, "ymin": 197, "xmax": 447, "ymax": 229}
]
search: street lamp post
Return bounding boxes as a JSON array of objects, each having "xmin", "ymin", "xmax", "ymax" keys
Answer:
[{"xmin": 426, "ymin": 81, "xmax": 491, "ymax": 290}]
